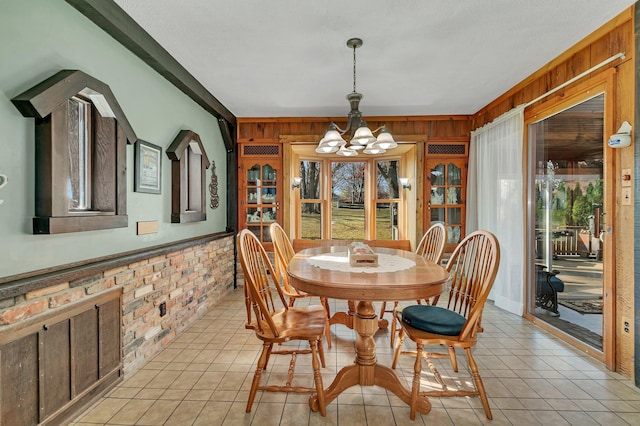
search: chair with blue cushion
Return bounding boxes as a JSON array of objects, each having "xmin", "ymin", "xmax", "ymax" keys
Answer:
[
  {"xmin": 379, "ymin": 223, "xmax": 447, "ymax": 347},
  {"xmin": 391, "ymin": 230, "xmax": 500, "ymax": 420}
]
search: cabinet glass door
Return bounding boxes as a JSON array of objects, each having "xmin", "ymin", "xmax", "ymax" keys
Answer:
[
  {"xmin": 428, "ymin": 160, "xmax": 465, "ymax": 250},
  {"xmin": 245, "ymin": 162, "xmax": 279, "ymax": 243}
]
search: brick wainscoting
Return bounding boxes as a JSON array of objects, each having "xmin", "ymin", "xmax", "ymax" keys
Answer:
[{"xmin": 0, "ymin": 233, "xmax": 235, "ymax": 377}]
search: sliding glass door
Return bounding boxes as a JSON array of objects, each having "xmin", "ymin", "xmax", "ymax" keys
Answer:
[{"xmin": 527, "ymin": 93, "xmax": 606, "ymax": 351}]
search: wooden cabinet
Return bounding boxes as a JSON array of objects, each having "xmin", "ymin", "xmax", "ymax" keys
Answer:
[
  {"xmin": 238, "ymin": 144, "xmax": 282, "ymax": 250},
  {"xmin": 425, "ymin": 141, "xmax": 468, "ymax": 252}
]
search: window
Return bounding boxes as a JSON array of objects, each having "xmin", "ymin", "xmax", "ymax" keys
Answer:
[
  {"xmin": 299, "ymin": 160, "xmax": 322, "ymax": 239},
  {"xmin": 12, "ymin": 70, "xmax": 137, "ymax": 234},
  {"xmin": 166, "ymin": 130, "xmax": 210, "ymax": 223},
  {"xmin": 68, "ymin": 96, "xmax": 92, "ymax": 211},
  {"xmin": 294, "ymin": 156, "xmax": 408, "ymax": 241},
  {"xmin": 375, "ymin": 159, "xmax": 401, "ymax": 240}
]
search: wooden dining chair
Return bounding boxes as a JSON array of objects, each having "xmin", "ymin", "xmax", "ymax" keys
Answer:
[
  {"xmin": 379, "ymin": 223, "xmax": 447, "ymax": 347},
  {"xmin": 391, "ymin": 230, "xmax": 500, "ymax": 420},
  {"xmin": 270, "ymin": 223, "xmax": 332, "ymax": 347},
  {"xmin": 237, "ymin": 229, "xmax": 327, "ymax": 416}
]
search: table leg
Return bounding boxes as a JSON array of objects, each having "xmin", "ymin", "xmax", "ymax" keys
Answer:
[{"xmin": 309, "ymin": 301, "xmax": 430, "ymax": 414}]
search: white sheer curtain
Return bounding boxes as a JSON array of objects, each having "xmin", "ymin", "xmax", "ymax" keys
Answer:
[{"xmin": 468, "ymin": 106, "xmax": 525, "ymax": 315}]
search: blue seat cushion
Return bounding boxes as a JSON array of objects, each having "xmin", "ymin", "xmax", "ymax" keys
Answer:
[
  {"xmin": 549, "ymin": 276, "xmax": 564, "ymax": 292},
  {"xmin": 401, "ymin": 305, "xmax": 466, "ymax": 336}
]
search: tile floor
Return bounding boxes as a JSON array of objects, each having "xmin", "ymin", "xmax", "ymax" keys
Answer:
[{"xmin": 71, "ymin": 289, "xmax": 640, "ymax": 425}]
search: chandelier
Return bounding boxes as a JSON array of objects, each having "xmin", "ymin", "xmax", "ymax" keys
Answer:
[{"xmin": 316, "ymin": 38, "xmax": 397, "ymax": 157}]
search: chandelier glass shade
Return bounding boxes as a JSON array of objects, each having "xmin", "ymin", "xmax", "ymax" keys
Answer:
[{"xmin": 316, "ymin": 38, "xmax": 396, "ymax": 156}]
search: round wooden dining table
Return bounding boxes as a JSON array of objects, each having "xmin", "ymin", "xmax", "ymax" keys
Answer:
[{"xmin": 287, "ymin": 246, "xmax": 449, "ymax": 415}]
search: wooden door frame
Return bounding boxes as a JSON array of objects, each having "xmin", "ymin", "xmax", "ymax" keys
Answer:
[
  {"xmin": 287, "ymin": 142, "xmax": 416, "ymax": 244},
  {"xmin": 523, "ymin": 70, "xmax": 616, "ymax": 369}
]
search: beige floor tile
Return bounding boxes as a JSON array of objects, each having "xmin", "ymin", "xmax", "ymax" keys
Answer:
[
  {"xmin": 75, "ymin": 397, "xmax": 129, "ymax": 423},
  {"xmin": 69, "ymin": 290, "xmax": 640, "ymax": 426},
  {"xmin": 107, "ymin": 398, "xmax": 154, "ymax": 424},
  {"xmin": 165, "ymin": 400, "xmax": 206, "ymax": 424},
  {"xmin": 192, "ymin": 401, "xmax": 233, "ymax": 425}
]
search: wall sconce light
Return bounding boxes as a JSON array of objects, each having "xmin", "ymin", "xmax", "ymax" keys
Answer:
[
  {"xmin": 399, "ymin": 177, "xmax": 411, "ymax": 190},
  {"xmin": 292, "ymin": 176, "xmax": 302, "ymax": 189},
  {"xmin": 607, "ymin": 121, "xmax": 632, "ymax": 148}
]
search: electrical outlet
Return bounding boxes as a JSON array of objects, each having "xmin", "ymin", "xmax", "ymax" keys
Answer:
[{"xmin": 623, "ymin": 316, "xmax": 632, "ymax": 334}]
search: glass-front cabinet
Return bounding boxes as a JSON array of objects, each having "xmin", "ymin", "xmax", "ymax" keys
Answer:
[
  {"xmin": 240, "ymin": 159, "xmax": 281, "ymax": 248},
  {"xmin": 426, "ymin": 157, "xmax": 466, "ymax": 252}
]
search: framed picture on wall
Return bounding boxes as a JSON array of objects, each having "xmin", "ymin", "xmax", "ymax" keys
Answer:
[{"xmin": 135, "ymin": 140, "xmax": 162, "ymax": 194}]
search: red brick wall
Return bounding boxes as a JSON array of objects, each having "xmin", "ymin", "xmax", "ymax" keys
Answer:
[{"xmin": 0, "ymin": 236, "xmax": 235, "ymax": 376}]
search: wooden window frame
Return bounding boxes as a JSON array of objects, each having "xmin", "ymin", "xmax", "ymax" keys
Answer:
[
  {"xmin": 166, "ymin": 130, "xmax": 210, "ymax": 223},
  {"xmin": 12, "ymin": 70, "xmax": 137, "ymax": 234}
]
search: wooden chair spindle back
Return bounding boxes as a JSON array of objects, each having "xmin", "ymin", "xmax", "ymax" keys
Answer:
[
  {"xmin": 270, "ymin": 223, "xmax": 299, "ymax": 295},
  {"xmin": 238, "ymin": 230, "xmax": 288, "ymax": 337},
  {"xmin": 444, "ymin": 230, "xmax": 500, "ymax": 341},
  {"xmin": 416, "ymin": 223, "xmax": 447, "ymax": 264}
]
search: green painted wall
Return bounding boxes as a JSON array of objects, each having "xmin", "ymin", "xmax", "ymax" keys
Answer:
[{"xmin": 0, "ymin": 0, "xmax": 227, "ymax": 277}]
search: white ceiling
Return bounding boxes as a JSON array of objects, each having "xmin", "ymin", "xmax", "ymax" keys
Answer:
[{"xmin": 114, "ymin": 0, "xmax": 635, "ymax": 118}]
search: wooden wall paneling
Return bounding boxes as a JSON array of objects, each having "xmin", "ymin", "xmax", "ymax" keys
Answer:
[
  {"xmin": 40, "ymin": 320, "xmax": 71, "ymax": 420},
  {"xmin": 1, "ymin": 334, "xmax": 39, "ymax": 425},
  {"xmin": 415, "ymin": 141, "xmax": 426, "ymax": 242},
  {"xmin": 473, "ymin": 10, "xmax": 634, "ymax": 372},
  {"xmin": 72, "ymin": 308, "xmax": 99, "ymax": 397},
  {"xmin": 615, "ymin": 47, "xmax": 636, "ymax": 378},
  {"xmin": 34, "ymin": 117, "xmax": 54, "ymax": 218},
  {"xmin": 92, "ymin": 115, "xmax": 117, "ymax": 212},
  {"xmin": 0, "ymin": 289, "xmax": 122, "ymax": 425},
  {"xmin": 99, "ymin": 297, "xmax": 121, "ymax": 378}
]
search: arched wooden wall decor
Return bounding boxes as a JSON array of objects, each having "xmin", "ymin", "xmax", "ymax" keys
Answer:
[{"xmin": 209, "ymin": 160, "xmax": 219, "ymax": 209}]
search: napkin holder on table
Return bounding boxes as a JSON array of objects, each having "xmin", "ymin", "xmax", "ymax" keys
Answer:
[{"xmin": 347, "ymin": 242, "xmax": 378, "ymax": 267}]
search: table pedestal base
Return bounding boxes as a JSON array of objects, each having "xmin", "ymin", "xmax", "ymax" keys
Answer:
[
  {"xmin": 310, "ymin": 301, "xmax": 430, "ymax": 415},
  {"xmin": 329, "ymin": 300, "xmax": 389, "ymax": 330}
]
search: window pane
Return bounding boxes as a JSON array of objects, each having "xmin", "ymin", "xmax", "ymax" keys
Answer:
[
  {"xmin": 376, "ymin": 202, "xmax": 398, "ymax": 240},
  {"xmin": 430, "ymin": 187, "xmax": 444, "ymax": 205},
  {"xmin": 430, "ymin": 163, "xmax": 445, "ymax": 186},
  {"xmin": 262, "ymin": 164, "xmax": 276, "ymax": 182},
  {"xmin": 445, "ymin": 188, "xmax": 461, "ymax": 205},
  {"xmin": 430, "ymin": 207, "xmax": 445, "ymax": 223},
  {"xmin": 247, "ymin": 164, "xmax": 260, "ymax": 183},
  {"xmin": 376, "ymin": 160, "xmax": 399, "ymax": 199},
  {"xmin": 67, "ymin": 97, "xmax": 89, "ymax": 211},
  {"xmin": 299, "ymin": 161, "xmax": 321, "ymax": 199},
  {"xmin": 187, "ymin": 146, "xmax": 201, "ymax": 211},
  {"xmin": 301, "ymin": 202, "xmax": 322, "ymax": 239},
  {"xmin": 261, "ymin": 188, "xmax": 276, "ymax": 203},
  {"xmin": 447, "ymin": 226, "xmax": 461, "ymax": 244},
  {"xmin": 447, "ymin": 163, "xmax": 462, "ymax": 185},
  {"xmin": 448, "ymin": 207, "xmax": 461, "ymax": 224},
  {"xmin": 331, "ymin": 162, "xmax": 365, "ymax": 240}
]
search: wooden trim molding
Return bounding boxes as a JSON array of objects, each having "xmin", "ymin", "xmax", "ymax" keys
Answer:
[
  {"xmin": 12, "ymin": 70, "xmax": 133, "ymax": 234},
  {"xmin": 12, "ymin": 69, "xmax": 137, "ymax": 144},
  {"xmin": 166, "ymin": 130, "xmax": 211, "ymax": 223},
  {"xmin": 0, "ymin": 231, "xmax": 234, "ymax": 300},
  {"xmin": 65, "ymin": 0, "xmax": 236, "ymax": 126}
]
